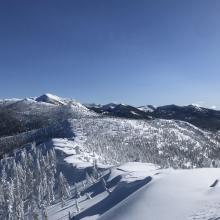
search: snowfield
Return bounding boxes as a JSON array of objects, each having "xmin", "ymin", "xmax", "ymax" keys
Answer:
[
  {"xmin": 46, "ymin": 157, "xmax": 220, "ymax": 220},
  {"xmin": 47, "ymin": 162, "xmax": 159, "ymax": 220},
  {"xmin": 99, "ymin": 168, "xmax": 220, "ymax": 220}
]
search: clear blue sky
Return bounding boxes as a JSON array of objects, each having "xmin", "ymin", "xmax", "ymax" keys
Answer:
[{"xmin": 0, "ymin": 0, "xmax": 220, "ymax": 108}]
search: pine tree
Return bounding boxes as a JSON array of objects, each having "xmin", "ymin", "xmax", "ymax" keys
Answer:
[
  {"xmin": 14, "ymin": 168, "xmax": 24, "ymax": 220},
  {"xmin": 101, "ymin": 177, "xmax": 111, "ymax": 194},
  {"xmin": 7, "ymin": 179, "xmax": 15, "ymax": 220},
  {"xmin": 30, "ymin": 200, "xmax": 40, "ymax": 220},
  {"xmin": 58, "ymin": 172, "xmax": 70, "ymax": 207},
  {"xmin": 0, "ymin": 142, "xmax": 59, "ymax": 219},
  {"xmin": 85, "ymin": 192, "xmax": 91, "ymax": 200},
  {"xmin": 91, "ymin": 159, "xmax": 99, "ymax": 181},
  {"xmin": 74, "ymin": 183, "xmax": 81, "ymax": 199},
  {"xmin": 85, "ymin": 172, "xmax": 92, "ymax": 185},
  {"xmin": 75, "ymin": 198, "xmax": 80, "ymax": 213},
  {"xmin": 41, "ymin": 204, "xmax": 48, "ymax": 220}
]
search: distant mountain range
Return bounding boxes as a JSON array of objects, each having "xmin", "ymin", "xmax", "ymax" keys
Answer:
[
  {"xmin": 1, "ymin": 94, "xmax": 220, "ymax": 138},
  {"xmin": 85, "ymin": 102, "xmax": 220, "ymax": 131}
]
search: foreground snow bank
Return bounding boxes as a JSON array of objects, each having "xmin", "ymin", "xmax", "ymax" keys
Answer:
[
  {"xmin": 73, "ymin": 162, "xmax": 158, "ymax": 220},
  {"xmin": 47, "ymin": 162, "xmax": 158, "ymax": 220},
  {"xmin": 109, "ymin": 162, "xmax": 159, "ymax": 182},
  {"xmin": 99, "ymin": 168, "xmax": 220, "ymax": 220}
]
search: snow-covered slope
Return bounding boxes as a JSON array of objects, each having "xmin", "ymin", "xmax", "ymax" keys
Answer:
[
  {"xmin": 47, "ymin": 162, "xmax": 159, "ymax": 220},
  {"xmin": 99, "ymin": 167, "xmax": 220, "ymax": 220},
  {"xmin": 35, "ymin": 93, "xmax": 95, "ymax": 117},
  {"xmin": 137, "ymin": 105, "xmax": 156, "ymax": 112},
  {"xmin": 45, "ymin": 158, "xmax": 220, "ymax": 220},
  {"xmin": 65, "ymin": 117, "xmax": 220, "ymax": 168},
  {"xmin": 0, "ymin": 94, "xmax": 96, "ymax": 138}
]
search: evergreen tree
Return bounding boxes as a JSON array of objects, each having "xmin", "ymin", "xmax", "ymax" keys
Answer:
[
  {"xmin": 74, "ymin": 183, "xmax": 81, "ymax": 199},
  {"xmin": 101, "ymin": 177, "xmax": 111, "ymax": 194},
  {"xmin": 85, "ymin": 192, "xmax": 91, "ymax": 200},
  {"xmin": 85, "ymin": 172, "xmax": 93, "ymax": 185},
  {"xmin": 58, "ymin": 172, "xmax": 70, "ymax": 207},
  {"xmin": 7, "ymin": 179, "xmax": 15, "ymax": 220},
  {"xmin": 0, "ymin": 143, "xmax": 58, "ymax": 218},
  {"xmin": 91, "ymin": 159, "xmax": 99, "ymax": 181},
  {"xmin": 75, "ymin": 198, "xmax": 80, "ymax": 213}
]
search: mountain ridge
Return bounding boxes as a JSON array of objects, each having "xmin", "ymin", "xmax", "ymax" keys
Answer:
[{"xmin": 2, "ymin": 93, "xmax": 220, "ymax": 132}]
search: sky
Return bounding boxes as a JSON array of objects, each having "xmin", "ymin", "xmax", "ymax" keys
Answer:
[{"xmin": 0, "ymin": 0, "xmax": 220, "ymax": 108}]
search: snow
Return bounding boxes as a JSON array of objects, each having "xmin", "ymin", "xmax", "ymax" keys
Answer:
[
  {"xmin": 52, "ymin": 138, "xmax": 105, "ymax": 169},
  {"xmin": 2, "ymin": 94, "xmax": 220, "ymax": 220},
  {"xmin": 47, "ymin": 162, "xmax": 158, "ymax": 220},
  {"xmin": 102, "ymin": 103, "xmax": 119, "ymax": 110},
  {"xmin": 130, "ymin": 111, "xmax": 139, "ymax": 116},
  {"xmin": 34, "ymin": 94, "xmax": 95, "ymax": 117},
  {"xmin": 35, "ymin": 93, "xmax": 67, "ymax": 105},
  {"xmin": 137, "ymin": 105, "xmax": 155, "ymax": 112},
  {"xmin": 0, "ymin": 98, "xmax": 22, "ymax": 106},
  {"xmin": 0, "ymin": 98, "xmax": 21, "ymax": 102},
  {"xmin": 190, "ymin": 104, "xmax": 205, "ymax": 112},
  {"xmin": 99, "ymin": 168, "xmax": 220, "ymax": 220},
  {"xmin": 46, "ymin": 157, "xmax": 220, "ymax": 220},
  {"xmin": 44, "ymin": 93, "xmax": 62, "ymax": 101},
  {"xmin": 109, "ymin": 162, "xmax": 159, "ymax": 183},
  {"xmin": 56, "ymin": 116, "xmax": 219, "ymax": 169}
]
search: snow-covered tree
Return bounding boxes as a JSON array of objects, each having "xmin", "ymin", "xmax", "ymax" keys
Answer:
[
  {"xmin": 101, "ymin": 177, "xmax": 110, "ymax": 194},
  {"xmin": 75, "ymin": 198, "xmax": 80, "ymax": 213},
  {"xmin": 7, "ymin": 179, "xmax": 15, "ymax": 220},
  {"xmin": 58, "ymin": 172, "xmax": 70, "ymax": 207},
  {"xmin": 85, "ymin": 192, "xmax": 91, "ymax": 200},
  {"xmin": 85, "ymin": 172, "xmax": 93, "ymax": 185},
  {"xmin": 91, "ymin": 159, "xmax": 99, "ymax": 180},
  {"xmin": 0, "ymin": 143, "xmax": 58, "ymax": 219},
  {"xmin": 73, "ymin": 183, "xmax": 81, "ymax": 199},
  {"xmin": 41, "ymin": 204, "xmax": 48, "ymax": 220}
]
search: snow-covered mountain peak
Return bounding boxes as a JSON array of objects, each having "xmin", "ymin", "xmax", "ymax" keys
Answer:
[
  {"xmin": 42, "ymin": 93, "xmax": 61, "ymax": 100},
  {"xmin": 35, "ymin": 93, "xmax": 66, "ymax": 105},
  {"xmin": 137, "ymin": 105, "xmax": 156, "ymax": 112},
  {"xmin": 188, "ymin": 104, "xmax": 205, "ymax": 111}
]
